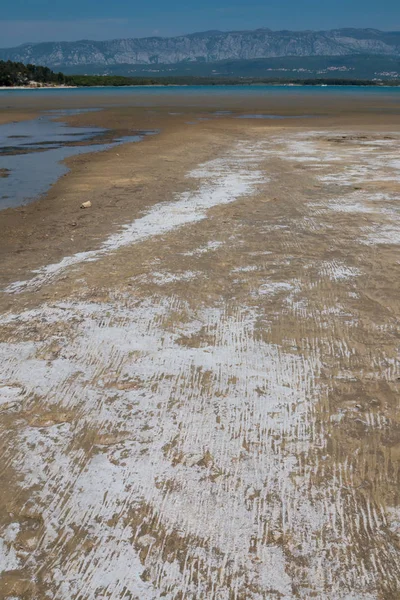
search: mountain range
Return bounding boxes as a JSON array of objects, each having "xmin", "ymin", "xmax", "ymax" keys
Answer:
[{"xmin": 1, "ymin": 28, "xmax": 399, "ymax": 79}]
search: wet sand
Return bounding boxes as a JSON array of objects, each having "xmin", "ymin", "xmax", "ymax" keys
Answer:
[
  {"xmin": 0, "ymin": 94, "xmax": 400, "ymax": 599},
  {"xmin": 0, "ymin": 109, "xmax": 154, "ymax": 210}
]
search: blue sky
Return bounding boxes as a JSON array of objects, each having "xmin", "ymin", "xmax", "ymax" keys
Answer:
[{"xmin": 1, "ymin": 0, "xmax": 399, "ymax": 47}]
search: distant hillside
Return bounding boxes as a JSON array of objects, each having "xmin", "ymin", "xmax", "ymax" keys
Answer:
[
  {"xmin": 59, "ymin": 54, "xmax": 400, "ymax": 81},
  {"xmin": 0, "ymin": 28, "xmax": 400, "ymax": 72}
]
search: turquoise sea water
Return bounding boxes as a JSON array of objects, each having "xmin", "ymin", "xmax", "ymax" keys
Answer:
[{"xmin": 1, "ymin": 84, "xmax": 400, "ymax": 98}]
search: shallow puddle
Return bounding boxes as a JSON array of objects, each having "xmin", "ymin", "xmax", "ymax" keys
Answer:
[{"xmin": 0, "ymin": 109, "xmax": 155, "ymax": 209}]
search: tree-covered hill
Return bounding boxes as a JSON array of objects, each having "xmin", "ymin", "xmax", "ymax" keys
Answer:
[{"xmin": 0, "ymin": 60, "xmax": 67, "ymax": 86}]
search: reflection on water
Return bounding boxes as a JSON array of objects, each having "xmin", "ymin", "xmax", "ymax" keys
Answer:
[
  {"xmin": 0, "ymin": 109, "xmax": 155, "ymax": 210},
  {"xmin": 0, "ymin": 109, "xmax": 104, "ymax": 155}
]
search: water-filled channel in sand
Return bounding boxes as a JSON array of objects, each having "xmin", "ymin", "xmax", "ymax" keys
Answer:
[{"xmin": 0, "ymin": 109, "xmax": 155, "ymax": 209}]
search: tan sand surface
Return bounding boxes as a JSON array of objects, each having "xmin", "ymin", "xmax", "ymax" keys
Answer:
[{"xmin": 0, "ymin": 95, "xmax": 400, "ymax": 599}]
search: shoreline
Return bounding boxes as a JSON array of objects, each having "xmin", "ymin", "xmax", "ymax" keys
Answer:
[
  {"xmin": 0, "ymin": 85, "xmax": 77, "ymax": 90},
  {"xmin": 1, "ymin": 82, "xmax": 400, "ymax": 91},
  {"xmin": 0, "ymin": 97, "xmax": 399, "ymax": 296}
]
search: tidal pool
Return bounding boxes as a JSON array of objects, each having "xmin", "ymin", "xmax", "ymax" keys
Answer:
[{"xmin": 0, "ymin": 109, "xmax": 154, "ymax": 209}]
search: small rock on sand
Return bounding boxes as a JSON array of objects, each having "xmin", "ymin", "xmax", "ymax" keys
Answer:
[{"xmin": 80, "ymin": 201, "xmax": 92, "ymax": 209}]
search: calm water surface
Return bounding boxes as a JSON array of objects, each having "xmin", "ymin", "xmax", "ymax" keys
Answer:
[{"xmin": 1, "ymin": 85, "xmax": 400, "ymax": 98}]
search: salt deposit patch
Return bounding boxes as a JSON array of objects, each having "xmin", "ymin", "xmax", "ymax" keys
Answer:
[
  {"xmin": 0, "ymin": 295, "xmax": 334, "ymax": 598},
  {"xmin": 2, "ymin": 129, "xmax": 400, "ymax": 598},
  {"xmin": 232, "ymin": 265, "xmax": 259, "ymax": 273},
  {"xmin": 183, "ymin": 240, "xmax": 223, "ymax": 256},
  {"xmin": 318, "ymin": 261, "xmax": 361, "ymax": 282},
  {"xmin": 150, "ymin": 270, "xmax": 200, "ymax": 285},
  {"xmin": 267, "ymin": 132, "xmax": 400, "ymax": 191},
  {"xmin": 5, "ymin": 141, "xmax": 270, "ymax": 294},
  {"xmin": 258, "ymin": 281, "xmax": 295, "ymax": 296},
  {"xmin": 0, "ymin": 524, "xmax": 21, "ymax": 574},
  {"xmin": 327, "ymin": 200, "xmax": 376, "ymax": 214},
  {"xmin": 0, "ymin": 385, "xmax": 24, "ymax": 411},
  {"xmin": 362, "ymin": 225, "xmax": 400, "ymax": 246}
]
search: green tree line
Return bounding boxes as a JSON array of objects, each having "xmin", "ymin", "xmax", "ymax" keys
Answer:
[{"xmin": 0, "ymin": 60, "xmax": 66, "ymax": 86}]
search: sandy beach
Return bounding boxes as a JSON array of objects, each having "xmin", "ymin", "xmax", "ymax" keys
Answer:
[{"xmin": 0, "ymin": 92, "xmax": 400, "ymax": 598}]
